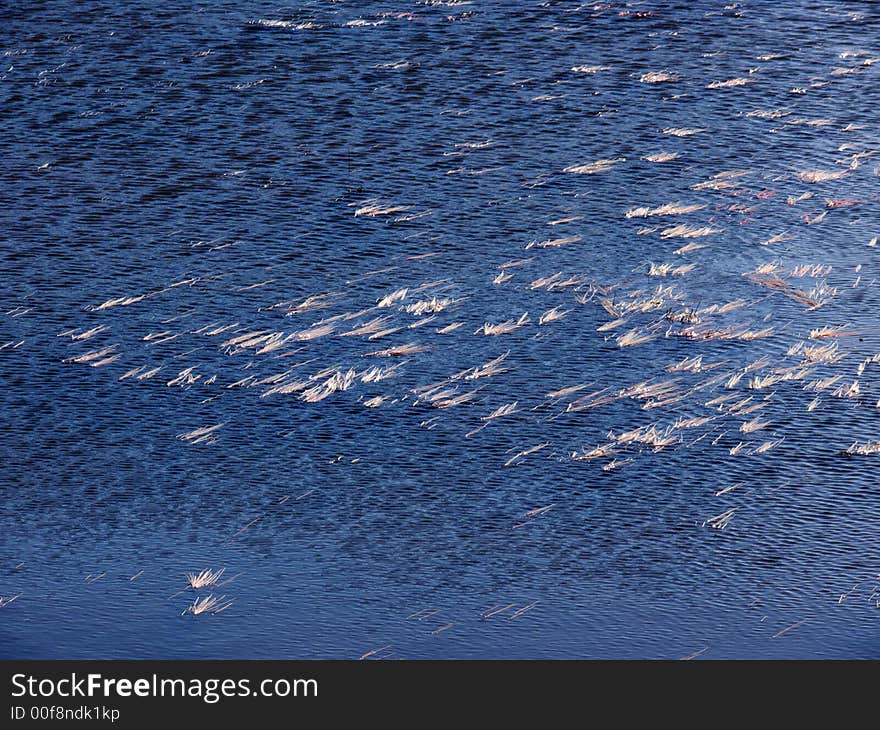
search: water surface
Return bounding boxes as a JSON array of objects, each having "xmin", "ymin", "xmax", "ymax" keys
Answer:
[{"xmin": 2, "ymin": 0, "xmax": 880, "ymax": 659}]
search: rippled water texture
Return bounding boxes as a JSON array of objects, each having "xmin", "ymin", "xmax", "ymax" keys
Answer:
[{"xmin": 2, "ymin": 0, "xmax": 880, "ymax": 659}]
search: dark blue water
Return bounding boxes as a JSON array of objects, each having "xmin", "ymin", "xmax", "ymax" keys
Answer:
[{"xmin": 2, "ymin": 0, "xmax": 880, "ymax": 659}]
